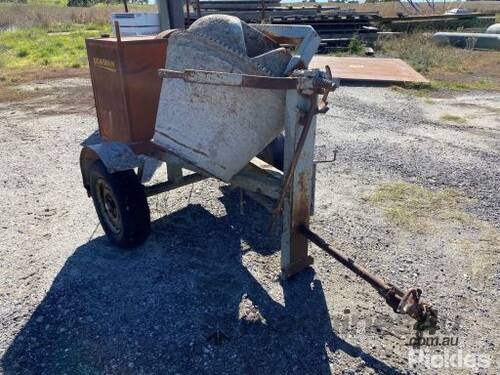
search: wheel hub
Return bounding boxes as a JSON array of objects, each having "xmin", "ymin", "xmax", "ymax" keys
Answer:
[{"xmin": 96, "ymin": 179, "xmax": 121, "ymax": 234}]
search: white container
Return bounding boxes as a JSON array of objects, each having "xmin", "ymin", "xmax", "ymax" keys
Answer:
[{"xmin": 111, "ymin": 12, "xmax": 160, "ymax": 36}]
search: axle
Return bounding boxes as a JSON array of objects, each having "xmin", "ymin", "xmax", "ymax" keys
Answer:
[{"xmin": 299, "ymin": 225, "xmax": 438, "ymax": 331}]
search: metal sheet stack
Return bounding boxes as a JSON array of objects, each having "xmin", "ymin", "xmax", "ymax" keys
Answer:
[{"xmin": 188, "ymin": 1, "xmax": 379, "ymax": 52}]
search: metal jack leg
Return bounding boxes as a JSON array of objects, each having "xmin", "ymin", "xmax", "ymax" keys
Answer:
[{"xmin": 280, "ymin": 90, "xmax": 317, "ymax": 278}]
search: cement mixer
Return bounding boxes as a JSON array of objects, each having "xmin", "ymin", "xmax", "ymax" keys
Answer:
[{"xmin": 80, "ymin": 14, "xmax": 437, "ymax": 330}]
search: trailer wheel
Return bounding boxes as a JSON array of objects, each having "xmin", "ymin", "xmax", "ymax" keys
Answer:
[{"xmin": 89, "ymin": 160, "xmax": 150, "ymax": 248}]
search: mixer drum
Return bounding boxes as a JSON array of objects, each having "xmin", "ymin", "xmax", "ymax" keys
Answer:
[{"xmin": 154, "ymin": 15, "xmax": 295, "ymax": 181}]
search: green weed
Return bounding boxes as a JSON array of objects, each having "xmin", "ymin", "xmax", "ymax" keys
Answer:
[
  {"xmin": 0, "ymin": 24, "xmax": 109, "ymax": 70},
  {"xmin": 376, "ymin": 33, "xmax": 465, "ymax": 73},
  {"xmin": 16, "ymin": 49, "xmax": 29, "ymax": 58},
  {"xmin": 368, "ymin": 182, "xmax": 474, "ymax": 232},
  {"xmin": 347, "ymin": 34, "xmax": 366, "ymax": 55},
  {"xmin": 440, "ymin": 114, "xmax": 467, "ymax": 124}
]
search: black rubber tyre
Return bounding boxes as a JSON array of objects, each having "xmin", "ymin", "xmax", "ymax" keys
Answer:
[{"xmin": 88, "ymin": 160, "xmax": 150, "ymax": 248}]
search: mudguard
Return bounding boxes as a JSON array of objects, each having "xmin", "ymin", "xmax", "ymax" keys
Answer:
[{"xmin": 80, "ymin": 142, "xmax": 160, "ymax": 194}]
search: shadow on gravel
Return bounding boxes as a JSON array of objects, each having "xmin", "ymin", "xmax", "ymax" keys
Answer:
[{"xmin": 1, "ymin": 190, "xmax": 401, "ymax": 375}]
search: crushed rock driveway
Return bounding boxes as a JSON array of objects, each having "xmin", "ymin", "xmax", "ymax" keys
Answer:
[{"xmin": 0, "ymin": 79, "xmax": 499, "ymax": 374}]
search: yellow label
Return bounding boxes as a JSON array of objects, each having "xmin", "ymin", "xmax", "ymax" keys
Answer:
[{"xmin": 93, "ymin": 57, "xmax": 116, "ymax": 72}]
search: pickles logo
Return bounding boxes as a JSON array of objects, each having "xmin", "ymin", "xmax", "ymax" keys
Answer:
[{"xmin": 93, "ymin": 57, "xmax": 116, "ymax": 72}]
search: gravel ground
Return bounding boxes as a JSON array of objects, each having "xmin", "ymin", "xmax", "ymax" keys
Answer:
[{"xmin": 0, "ymin": 79, "xmax": 498, "ymax": 374}]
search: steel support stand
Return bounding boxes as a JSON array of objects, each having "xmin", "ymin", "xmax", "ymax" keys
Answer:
[{"xmin": 280, "ymin": 90, "xmax": 317, "ymax": 278}]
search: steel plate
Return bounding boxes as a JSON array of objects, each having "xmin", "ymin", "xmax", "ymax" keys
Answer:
[{"xmin": 310, "ymin": 56, "xmax": 429, "ymax": 84}]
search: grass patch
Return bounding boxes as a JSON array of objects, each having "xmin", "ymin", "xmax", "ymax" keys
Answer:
[
  {"xmin": 0, "ymin": 24, "xmax": 109, "ymax": 70},
  {"xmin": 376, "ymin": 33, "xmax": 465, "ymax": 74},
  {"xmin": 368, "ymin": 182, "xmax": 473, "ymax": 232},
  {"xmin": 391, "ymin": 83, "xmax": 433, "ymax": 98},
  {"xmin": 0, "ymin": 23, "xmax": 106, "ymax": 101},
  {"xmin": 430, "ymin": 79, "xmax": 499, "ymax": 91},
  {"xmin": 368, "ymin": 181, "xmax": 500, "ymax": 278},
  {"xmin": 0, "ymin": 3, "xmax": 154, "ymax": 30},
  {"xmin": 440, "ymin": 114, "xmax": 467, "ymax": 124},
  {"xmin": 27, "ymin": 0, "xmax": 67, "ymax": 5},
  {"xmin": 377, "ymin": 33, "xmax": 500, "ymax": 92},
  {"xmin": 393, "ymin": 79, "xmax": 499, "ymax": 98},
  {"xmin": 16, "ymin": 49, "xmax": 29, "ymax": 58}
]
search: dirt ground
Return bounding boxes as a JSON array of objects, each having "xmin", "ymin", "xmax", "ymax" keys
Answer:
[{"xmin": 0, "ymin": 77, "xmax": 498, "ymax": 375}]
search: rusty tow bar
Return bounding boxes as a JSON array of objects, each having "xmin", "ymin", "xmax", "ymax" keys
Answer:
[{"xmin": 299, "ymin": 225, "xmax": 438, "ymax": 331}]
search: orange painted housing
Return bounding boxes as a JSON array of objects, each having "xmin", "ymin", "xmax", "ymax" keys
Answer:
[{"xmin": 86, "ymin": 36, "xmax": 168, "ymax": 143}]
